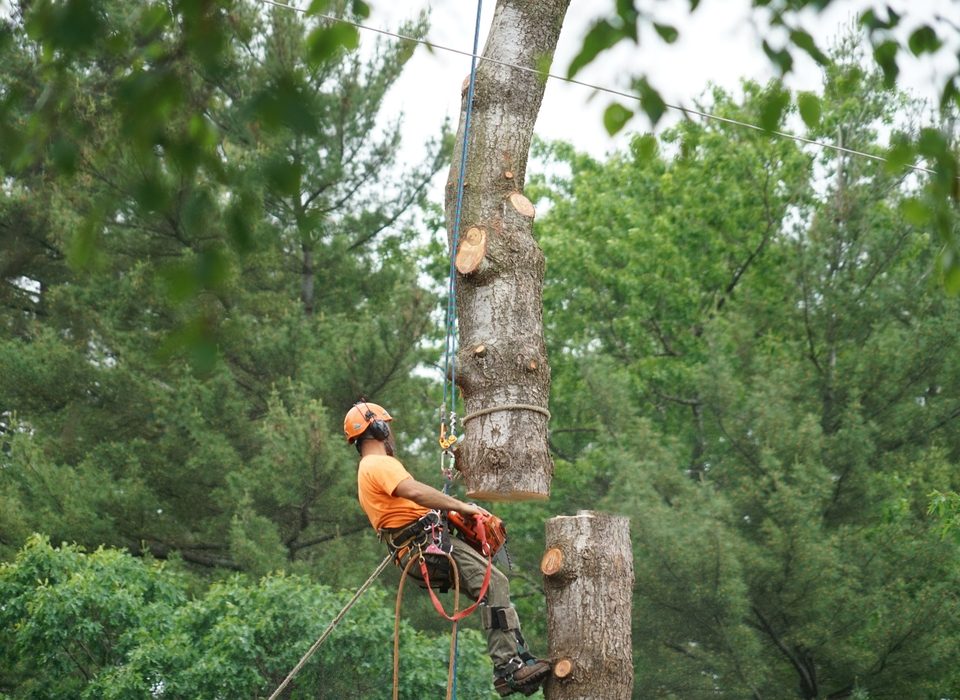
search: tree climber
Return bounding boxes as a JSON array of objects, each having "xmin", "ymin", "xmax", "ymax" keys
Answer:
[{"xmin": 345, "ymin": 401, "xmax": 552, "ymax": 697}]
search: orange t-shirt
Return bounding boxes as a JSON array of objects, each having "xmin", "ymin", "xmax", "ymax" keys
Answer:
[{"xmin": 357, "ymin": 454, "xmax": 430, "ymax": 531}]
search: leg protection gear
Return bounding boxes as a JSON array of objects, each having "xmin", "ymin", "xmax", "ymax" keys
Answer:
[{"xmin": 482, "ymin": 605, "xmax": 520, "ymax": 632}]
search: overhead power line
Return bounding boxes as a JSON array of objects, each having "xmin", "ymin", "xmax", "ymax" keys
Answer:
[{"xmin": 258, "ymin": 0, "xmax": 940, "ymax": 177}]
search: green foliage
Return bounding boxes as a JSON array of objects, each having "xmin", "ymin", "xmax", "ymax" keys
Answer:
[
  {"xmin": 568, "ymin": 3, "xmax": 960, "ymax": 282},
  {"xmin": 531, "ymin": 43, "xmax": 960, "ymax": 698},
  {"xmin": 929, "ymin": 489, "xmax": 960, "ymax": 539},
  {"xmin": 0, "ymin": 0, "xmax": 447, "ymax": 579},
  {"xmin": 0, "ymin": 536, "xmax": 496, "ymax": 699}
]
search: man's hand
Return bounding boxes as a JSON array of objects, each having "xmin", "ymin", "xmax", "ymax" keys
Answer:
[{"xmin": 454, "ymin": 501, "xmax": 489, "ymax": 519}]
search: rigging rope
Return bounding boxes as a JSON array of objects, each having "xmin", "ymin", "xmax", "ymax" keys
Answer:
[
  {"xmin": 393, "ymin": 553, "xmax": 462, "ymax": 700},
  {"xmin": 266, "ymin": 553, "xmax": 393, "ymax": 700},
  {"xmin": 440, "ymin": 0, "xmax": 483, "ymax": 468}
]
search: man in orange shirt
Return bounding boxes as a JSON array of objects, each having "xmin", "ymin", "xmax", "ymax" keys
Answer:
[{"xmin": 345, "ymin": 401, "xmax": 551, "ymax": 697}]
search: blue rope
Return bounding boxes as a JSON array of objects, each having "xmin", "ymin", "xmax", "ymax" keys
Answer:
[
  {"xmin": 450, "ymin": 623, "xmax": 461, "ymax": 699},
  {"xmin": 443, "ymin": 4, "xmax": 483, "ymax": 698},
  {"xmin": 442, "ymin": 0, "xmax": 483, "ymax": 448}
]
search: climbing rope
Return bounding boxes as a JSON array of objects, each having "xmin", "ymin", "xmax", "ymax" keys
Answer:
[
  {"xmin": 392, "ymin": 515, "xmax": 493, "ymax": 700},
  {"xmin": 439, "ymin": 0, "xmax": 483, "ymax": 466},
  {"xmin": 393, "ymin": 552, "xmax": 462, "ymax": 700},
  {"xmin": 267, "ymin": 553, "xmax": 393, "ymax": 700}
]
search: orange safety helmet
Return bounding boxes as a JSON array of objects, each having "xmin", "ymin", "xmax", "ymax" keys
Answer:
[{"xmin": 343, "ymin": 402, "xmax": 393, "ymax": 443}]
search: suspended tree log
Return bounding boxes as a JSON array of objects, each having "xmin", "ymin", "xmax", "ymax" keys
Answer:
[
  {"xmin": 446, "ymin": 0, "xmax": 571, "ymax": 501},
  {"xmin": 541, "ymin": 511, "xmax": 634, "ymax": 700}
]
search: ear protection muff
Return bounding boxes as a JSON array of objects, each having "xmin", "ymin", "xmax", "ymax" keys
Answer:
[{"xmin": 363, "ymin": 404, "xmax": 391, "ymax": 441}]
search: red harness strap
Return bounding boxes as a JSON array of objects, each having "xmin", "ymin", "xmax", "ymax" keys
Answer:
[{"xmin": 418, "ymin": 516, "xmax": 492, "ymax": 622}]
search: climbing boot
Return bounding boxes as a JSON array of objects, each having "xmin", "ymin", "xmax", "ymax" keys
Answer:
[{"xmin": 493, "ymin": 656, "xmax": 551, "ymax": 697}]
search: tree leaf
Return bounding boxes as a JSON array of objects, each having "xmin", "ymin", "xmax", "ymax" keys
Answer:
[
  {"xmin": 568, "ymin": 20, "xmax": 622, "ymax": 79},
  {"xmin": 762, "ymin": 40, "xmax": 793, "ymax": 75},
  {"xmin": 941, "ymin": 77, "xmax": 959, "ymax": 111},
  {"xmin": 654, "ymin": 23, "xmax": 679, "ymax": 44},
  {"xmin": 351, "ymin": 0, "xmax": 371, "ymax": 20},
  {"xmin": 603, "ymin": 102, "xmax": 634, "ymax": 135},
  {"xmin": 859, "ymin": 8, "xmax": 899, "ymax": 31},
  {"xmin": 759, "ymin": 85, "xmax": 790, "ymax": 131},
  {"xmin": 635, "ymin": 77, "xmax": 666, "ymax": 125},
  {"xmin": 797, "ymin": 92, "xmax": 821, "ymax": 128},
  {"xmin": 249, "ymin": 73, "xmax": 318, "ymax": 136},
  {"xmin": 24, "ymin": 0, "xmax": 104, "ymax": 55},
  {"xmin": 900, "ymin": 197, "xmax": 931, "ymax": 227},
  {"xmin": 789, "ymin": 29, "xmax": 829, "ymax": 66},
  {"xmin": 908, "ymin": 25, "xmax": 942, "ymax": 56},
  {"xmin": 917, "ymin": 127, "xmax": 948, "ymax": 158},
  {"xmin": 873, "ymin": 40, "xmax": 899, "ymax": 87},
  {"xmin": 615, "ymin": 0, "xmax": 638, "ymax": 38},
  {"xmin": 306, "ymin": 0, "xmax": 334, "ymax": 14},
  {"xmin": 883, "ymin": 135, "xmax": 914, "ymax": 173},
  {"xmin": 632, "ymin": 133, "xmax": 658, "ymax": 161},
  {"xmin": 307, "ymin": 23, "xmax": 360, "ymax": 66},
  {"xmin": 264, "ymin": 157, "xmax": 303, "ymax": 197},
  {"xmin": 943, "ymin": 257, "xmax": 960, "ymax": 294}
]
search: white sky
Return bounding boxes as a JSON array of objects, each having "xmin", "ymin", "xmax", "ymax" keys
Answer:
[{"xmin": 369, "ymin": 0, "xmax": 960, "ymax": 167}]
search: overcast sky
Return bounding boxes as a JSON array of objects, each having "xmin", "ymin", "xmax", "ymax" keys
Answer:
[{"xmin": 368, "ymin": 0, "xmax": 959, "ymax": 168}]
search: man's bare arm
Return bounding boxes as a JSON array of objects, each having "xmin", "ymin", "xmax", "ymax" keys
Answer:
[{"xmin": 394, "ymin": 478, "xmax": 484, "ymax": 517}]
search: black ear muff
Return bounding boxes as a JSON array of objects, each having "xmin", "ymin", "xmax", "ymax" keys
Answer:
[
  {"xmin": 363, "ymin": 408, "xmax": 391, "ymax": 441},
  {"xmin": 367, "ymin": 419, "xmax": 390, "ymax": 440}
]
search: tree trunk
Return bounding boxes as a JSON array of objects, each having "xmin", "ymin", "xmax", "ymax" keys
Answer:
[
  {"xmin": 301, "ymin": 242, "xmax": 315, "ymax": 315},
  {"xmin": 446, "ymin": 0, "xmax": 570, "ymax": 501},
  {"xmin": 541, "ymin": 511, "xmax": 634, "ymax": 700}
]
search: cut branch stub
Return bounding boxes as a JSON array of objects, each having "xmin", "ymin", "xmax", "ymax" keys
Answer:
[
  {"xmin": 540, "ymin": 547, "xmax": 565, "ymax": 577},
  {"xmin": 553, "ymin": 658, "xmax": 574, "ymax": 680},
  {"xmin": 508, "ymin": 192, "xmax": 535, "ymax": 219},
  {"xmin": 456, "ymin": 227, "xmax": 487, "ymax": 275}
]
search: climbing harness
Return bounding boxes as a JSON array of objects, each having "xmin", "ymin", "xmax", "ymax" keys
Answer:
[
  {"xmin": 389, "ymin": 511, "xmax": 494, "ymax": 700},
  {"xmin": 266, "ymin": 554, "xmax": 393, "ymax": 700}
]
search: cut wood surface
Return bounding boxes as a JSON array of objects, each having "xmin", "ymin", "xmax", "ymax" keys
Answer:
[
  {"xmin": 508, "ymin": 192, "xmax": 535, "ymax": 218},
  {"xmin": 455, "ymin": 227, "xmax": 487, "ymax": 275}
]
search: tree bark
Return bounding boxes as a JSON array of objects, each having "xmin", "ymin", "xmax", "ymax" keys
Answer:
[
  {"xmin": 541, "ymin": 511, "xmax": 634, "ymax": 700},
  {"xmin": 446, "ymin": 0, "xmax": 570, "ymax": 501}
]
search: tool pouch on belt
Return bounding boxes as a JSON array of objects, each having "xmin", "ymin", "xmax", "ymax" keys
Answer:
[{"xmin": 380, "ymin": 510, "xmax": 453, "ymax": 593}]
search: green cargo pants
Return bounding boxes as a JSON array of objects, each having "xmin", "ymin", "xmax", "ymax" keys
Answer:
[{"xmin": 408, "ymin": 536, "xmax": 519, "ymax": 668}]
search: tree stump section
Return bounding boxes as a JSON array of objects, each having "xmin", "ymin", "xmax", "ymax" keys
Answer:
[
  {"xmin": 445, "ymin": 0, "xmax": 571, "ymax": 501},
  {"xmin": 541, "ymin": 511, "xmax": 634, "ymax": 700}
]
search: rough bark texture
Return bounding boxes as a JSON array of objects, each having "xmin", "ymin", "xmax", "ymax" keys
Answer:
[
  {"xmin": 446, "ymin": 0, "xmax": 570, "ymax": 501},
  {"xmin": 541, "ymin": 511, "xmax": 634, "ymax": 700}
]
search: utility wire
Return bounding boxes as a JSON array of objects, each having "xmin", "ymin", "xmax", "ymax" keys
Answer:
[{"xmin": 257, "ymin": 0, "xmax": 943, "ymax": 177}]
